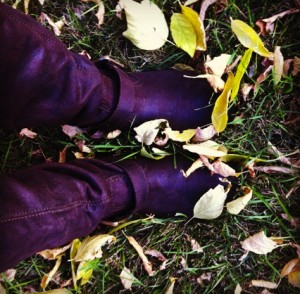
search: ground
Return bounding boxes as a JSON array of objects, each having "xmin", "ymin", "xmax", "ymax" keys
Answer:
[{"xmin": 0, "ymin": 0, "xmax": 299, "ymax": 293}]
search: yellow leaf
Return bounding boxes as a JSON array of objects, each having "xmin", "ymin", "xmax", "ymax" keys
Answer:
[
  {"xmin": 121, "ymin": 0, "xmax": 169, "ymax": 50},
  {"xmin": 273, "ymin": 46, "xmax": 284, "ymax": 85},
  {"xmin": 281, "ymin": 258, "xmax": 300, "ymax": 277},
  {"xmin": 34, "ymin": 290, "xmax": 70, "ymax": 294},
  {"xmin": 76, "ymin": 261, "xmax": 94, "ymax": 285},
  {"xmin": 193, "ymin": 184, "xmax": 229, "ymax": 219},
  {"xmin": 38, "ymin": 244, "xmax": 71, "ymax": 260},
  {"xmin": 231, "ymin": 19, "xmax": 272, "ymax": 58},
  {"xmin": 183, "ymin": 140, "xmax": 228, "ymax": 158},
  {"xmin": 163, "ymin": 128, "xmax": 196, "ymax": 142},
  {"xmin": 227, "ymin": 186, "xmax": 252, "ymax": 215},
  {"xmin": 288, "ymin": 268, "xmax": 300, "ymax": 288},
  {"xmin": 74, "ymin": 234, "xmax": 116, "ymax": 262},
  {"xmin": 70, "ymin": 239, "xmax": 81, "ymax": 290},
  {"xmin": 241, "ymin": 231, "xmax": 278, "ymax": 255},
  {"xmin": 170, "ymin": 13, "xmax": 197, "ymax": 57},
  {"xmin": 181, "ymin": 5, "xmax": 206, "ymax": 50},
  {"xmin": 205, "ymin": 54, "xmax": 231, "ymax": 77},
  {"xmin": 211, "ymin": 72, "xmax": 235, "ymax": 133},
  {"xmin": 40, "ymin": 257, "xmax": 62, "ymax": 290},
  {"xmin": 230, "ymin": 48, "xmax": 253, "ymax": 102},
  {"xmin": 182, "ymin": 157, "xmax": 204, "ymax": 177}
]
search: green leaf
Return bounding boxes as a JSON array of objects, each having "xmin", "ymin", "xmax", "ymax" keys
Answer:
[
  {"xmin": 170, "ymin": 13, "xmax": 197, "ymax": 57},
  {"xmin": 181, "ymin": 5, "xmax": 206, "ymax": 50},
  {"xmin": 231, "ymin": 19, "xmax": 272, "ymax": 58},
  {"xmin": 211, "ymin": 72, "xmax": 235, "ymax": 133},
  {"xmin": 230, "ymin": 48, "xmax": 253, "ymax": 102},
  {"xmin": 76, "ymin": 261, "xmax": 94, "ymax": 286}
]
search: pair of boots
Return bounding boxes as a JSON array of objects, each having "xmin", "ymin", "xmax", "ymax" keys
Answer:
[{"xmin": 0, "ymin": 3, "xmax": 229, "ymax": 272}]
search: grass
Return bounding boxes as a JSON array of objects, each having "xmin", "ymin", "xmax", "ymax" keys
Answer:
[{"xmin": 1, "ymin": 0, "xmax": 300, "ymax": 293}]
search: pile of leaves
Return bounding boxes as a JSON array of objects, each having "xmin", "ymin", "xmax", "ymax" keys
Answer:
[{"xmin": 1, "ymin": 0, "xmax": 300, "ymax": 293}]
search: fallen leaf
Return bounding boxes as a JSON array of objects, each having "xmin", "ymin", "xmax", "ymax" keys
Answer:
[
  {"xmin": 165, "ymin": 277, "xmax": 176, "ymax": 294},
  {"xmin": 190, "ymin": 239, "xmax": 203, "ymax": 253},
  {"xmin": 38, "ymin": 244, "xmax": 71, "ymax": 260},
  {"xmin": 74, "ymin": 234, "xmax": 116, "ymax": 262},
  {"xmin": 62, "ymin": 125, "xmax": 83, "ymax": 138},
  {"xmin": 200, "ymin": 155, "xmax": 215, "ymax": 172},
  {"xmin": 193, "ymin": 184, "xmax": 229, "ymax": 220},
  {"xmin": 205, "ymin": 54, "xmax": 232, "ymax": 77},
  {"xmin": 212, "ymin": 72, "xmax": 234, "ymax": 132},
  {"xmin": 231, "ymin": 19, "xmax": 272, "ymax": 58},
  {"xmin": 145, "ymin": 249, "xmax": 167, "ymax": 261},
  {"xmin": 35, "ymin": 289, "xmax": 71, "ymax": 294},
  {"xmin": 40, "ymin": 13, "xmax": 64, "ymax": 36},
  {"xmin": 19, "ymin": 128, "xmax": 37, "ymax": 139},
  {"xmin": 197, "ymin": 272, "xmax": 212, "ymax": 284},
  {"xmin": 267, "ymin": 141, "xmax": 293, "ymax": 166},
  {"xmin": 180, "ymin": 257, "xmax": 189, "ymax": 270},
  {"xmin": 0, "ymin": 283, "xmax": 5, "ymax": 294},
  {"xmin": 184, "ymin": 0, "xmax": 199, "ymax": 6},
  {"xmin": 171, "ymin": 13, "xmax": 197, "ymax": 57},
  {"xmin": 241, "ymin": 231, "xmax": 278, "ymax": 255},
  {"xmin": 121, "ymin": 0, "xmax": 169, "ymax": 50},
  {"xmin": 227, "ymin": 186, "xmax": 252, "ymax": 215},
  {"xmin": 181, "ymin": 5, "xmax": 206, "ymax": 50},
  {"xmin": 253, "ymin": 166, "xmax": 297, "ymax": 174},
  {"xmin": 283, "ymin": 58, "xmax": 294, "ymax": 76},
  {"xmin": 182, "ymin": 157, "xmax": 204, "ymax": 177},
  {"xmin": 188, "ymin": 73, "xmax": 225, "ymax": 92},
  {"xmin": 292, "ymin": 56, "xmax": 300, "ymax": 76},
  {"xmin": 134, "ymin": 119, "xmax": 168, "ymax": 145},
  {"xmin": 140, "ymin": 146, "xmax": 171, "ymax": 160},
  {"xmin": 254, "ymin": 65, "xmax": 273, "ymax": 91},
  {"xmin": 250, "ymin": 279, "xmax": 278, "ymax": 289},
  {"xmin": 70, "ymin": 239, "xmax": 81, "ymax": 291},
  {"xmin": 212, "ymin": 160, "xmax": 236, "ymax": 177},
  {"xmin": 273, "ymin": 46, "xmax": 284, "ymax": 85},
  {"xmin": 40, "ymin": 257, "xmax": 62, "ymax": 290},
  {"xmin": 193, "ymin": 125, "xmax": 217, "ymax": 142},
  {"xmin": 0, "ymin": 269, "xmax": 16, "ymax": 282},
  {"xmin": 76, "ymin": 260, "xmax": 94, "ymax": 285},
  {"xmin": 183, "ymin": 140, "xmax": 228, "ymax": 158},
  {"xmin": 126, "ymin": 235, "xmax": 155, "ymax": 276},
  {"xmin": 82, "ymin": 0, "xmax": 105, "ymax": 27},
  {"xmin": 199, "ymin": 0, "xmax": 218, "ymax": 21},
  {"xmin": 120, "ymin": 267, "xmax": 135, "ymax": 290},
  {"xmin": 24, "ymin": 0, "xmax": 30, "ymax": 14},
  {"xmin": 241, "ymin": 83, "xmax": 254, "ymax": 100},
  {"xmin": 281, "ymin": 258, "xmax": 300, "ymax": 279},
  {"xmin": 234, "ymin": 283, "xmax": 242, "ymax": 294},
  {"xmin": 106, "ymin": 129, "xmax": 122, "ymax": 139},
  {"xmin": 163, "ymin": 128, "xmax": 196, "ymax": 142},
  {"xmin": 230, "ymin": 48, "xmax": 253, "ymax": 102}
]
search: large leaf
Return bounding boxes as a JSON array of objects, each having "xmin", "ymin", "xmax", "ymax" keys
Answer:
[
  {"xmin": 230, "ymin": 48, "xmax": 253, "ymax": 102},
  {"xmin": 122, "ymin": 0, "xmax": 169, "ymax": 50},
  {"xmin": 231, "ymin": 19, "xmax": 272, "ymax": 58},
  {"xmin": 211, "ymin": 72, "xmax": 234, "ymax": 133},
  {"xmin": 170, "ymin": 13, "xmax": 197, "ymax": 57},
  {"xmin": 181, "ymin": 5, "xmax": 206, "ymax": 50},
  {"xmin": 193, "ymin": 184, "xmax": 229, "ymax": 220}
]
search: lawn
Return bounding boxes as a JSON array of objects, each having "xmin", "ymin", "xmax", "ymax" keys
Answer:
[{"xmin": 0, "ymin": 0, "xmax": 299, "ymax": 293}]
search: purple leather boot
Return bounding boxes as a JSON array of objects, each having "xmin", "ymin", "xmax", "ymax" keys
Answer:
[{"xmin": 0, "ymin": 3, "xmax": 213, "ymax": 131}]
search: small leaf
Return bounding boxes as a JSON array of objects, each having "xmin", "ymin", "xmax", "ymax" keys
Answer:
[
  {"xmin": 230, "ymin": 48, "xmax": 253, "ymax": 102},
  {"xmin": 212, "ymin": 160, "xmax": 237, "ymax": 177},
  {"xmin": 76, "ymin": 261, "xmax": 94, "ymax": 286},
  {"xmin": 231, "ymin": 19, "xmax": 272, "ymax": 58},
  {"xmin": 211, "ymin": 72, "xmax": 235, "ymax": 133},
  {"xmin": 250, "ymin": 280, "xmax": 278, "ymax": 289},
  {"xmin": 193, "ymin": 125, "xmax": 217, "ymax": 142},
  {"xmin": 38, "ymin": 244, "xmax": 71, "ymax": 260},
  {"xmin": 19, "ymin": 128, "xmax": 37, "ymax": 139},
  {"xmin": 120, "ymin": 267, "xmax": 135, "ymax": 290},
  {"xmin": 82, "ymin": 0, "xmax": 105, "ymax": 27},
  {"xmin": 205, "ymin": 54, "xmax": 231, "ymax": 77},
  {"xmin": 227, "ymin": 186, "xmax": 252, "ymax": 215},
  {"xmin": 181, "ymin": 5, "xmax": 206, "ymax": 50},
  {"xmin": 182, "ymin": 157, "xmax": 204, "ymax": 177},
  {"xmin": 170, "ymin": 13, "xmax": 197, "ymax": 57},
  {"xmin": 163, "ymin": 128, "xmax": 196, "ymax": 142},
  {"xmin": 34, "ymin": 290, "xmax": 70, "ymax": 294},
  {"xmin": 74, "ymin": 234, "xmax": 116, "ymax": 262},
  {"xmin": 121, "ymin": 0, "xmax": 169, "ymax": 50},
  {"xmin": 241, "ymin": 231, "xmax": 278, "ymax": 255},
  {"xmin": 140, "ymin": 146, "xmax": 171, "ymax": 160},
  {"xmin": 193, "ymin": 184, "xmax": 229, "ymax": 220},
  {"xmin": 40, "ymin": 257, "xmax": 62, "ymax": 290},
  {"xmin": 273, "ymin": 46, "xmax": 284, "ymax": 85}
]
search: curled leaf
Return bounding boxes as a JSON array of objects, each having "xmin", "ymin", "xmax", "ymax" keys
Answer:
[
  {"xmin": 193, "ymin": 184, "xmax": 229, "ymax": 220},
  {"xmin": 182, "ymin": 157, "xmax": 204, "ymax": 177},
  {"xmin": 121, "ymin": 0, "xmax": 169, "ymax": 50},
  {"xmin": 193, "ymin": 125, "xmax": 217, "ymax": 142},
  {"xmin": 212, "ymin": 72, "xmax": 234, "ymax": 132},
  {"xmin": 230, "ymin": 48, "xmax": 253, "ymax": 102},
  {"xmin": 227, "ymin": 187, "xmax": 252, "ymax": 215},
  {"xmin": 231, "ymin": 19, "xmax": 272, "ymax": 58},
  {"xmin": 212, "ymin": 160, "xmax": 236, "ymax": 177},
  {"xmin": 40, "ymin": 257, "xmax": 62, "ymax": 290},
  {"xmin": 250, "ymin": 280, "xmax": 278, "ymax": 289},
  {"xmin": 273, "ymin": 46, "xmax": 284, "ymax": 85}
]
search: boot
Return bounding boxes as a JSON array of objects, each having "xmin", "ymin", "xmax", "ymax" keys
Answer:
[
  {"xmin": 0, "ymin": 3, "xmax": 213, "ymax": 131},
  {"xmin": 0, "ymin": 156, "xmax": 231, "ymax": 272}
]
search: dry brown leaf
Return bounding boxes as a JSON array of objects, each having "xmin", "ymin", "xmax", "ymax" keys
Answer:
[
  {"xmin": 145, "ymin": 249, "xmax": 167, "ymax": 261},
  {"xmin": 292, "ymin": 56, "xmax": 300, "ymax": 76},
  {"xmin": 253, "ymin": 166, "xmax": 297, "ymax": 174},
  {"xmin": 250, "ymin": 280, "xmax": 278, "ymax": 289},
  {"xmin": 126, "ymin": 236, "xmax": 155, "ymax": 276},
  {"xmin": 120, "ymin": 267, "xmax": 135, "ymax": 290},
  {"xmin": 199, "ymin": 0, "xmax": 218, "ymax": 21},
  {"xmin": 40, "ymin": 257, "xmax": 62, "ymax": 290},
  {"xmin": 240, "ymin": 83, "xmax": 254, "ymax": 100},
  {"xmin": 59, "ymin": 146, "xmax": 68, "ymax": 164},
  {"xmin": 0, "ymin": 283, "xmax": 6, "ymax": 294},
  {"xmin": 193, "ymin": 125, "xmax": 217, "ymax": 142},
  {"xmin": 19, "ymin": 128, "xmax": 37, "ymax": 139},
  {"xmin": 283, "ymin": 58, "xmax": 294, "ymax": 76},
  {"xmin": 82, "ymin": 0, "xmax": 105, "ymax": 26},
  {"xmin": 254, "ymin": 65, "xmax": 273, "ymax": 91},
  {"xmin": 255, "ymin": 19, "xmax": 267, "ymax": 35},
  {"xmin": 38, "ymin": 244, "xmax": 71, "ymax": 260},
  {"xmin": 241, "ymin": 231, "xmax": 278, "ymax": 255},
  {"xmin": 281, "ymin": 257, "xmax": 300, "ymax": 287}
]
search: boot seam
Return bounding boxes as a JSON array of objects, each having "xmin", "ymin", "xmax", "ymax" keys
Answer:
[{"xmin": 0, "ymin": 200, "xmax": 106, "ymax": 223}]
